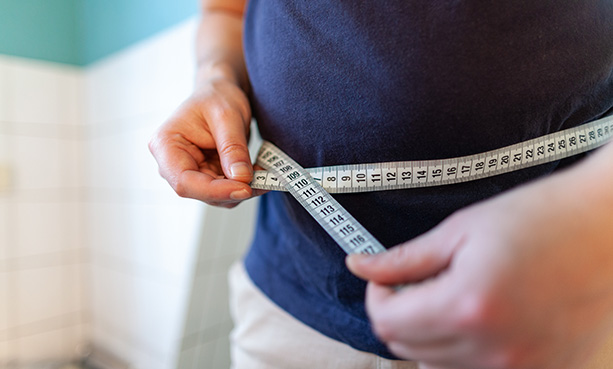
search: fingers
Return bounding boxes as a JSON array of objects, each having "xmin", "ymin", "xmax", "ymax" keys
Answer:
[
  {"xmin": 149, "ymin": 124, "xmax": 255, "ymax": 205},
  {"xmin": 366, "ymin": 280, "xmax": 454, "ymax": 345},
  {"xmin": 365, "ymin": 279, "xmax": 471, "ymax": 364},
  {"xmin": 355, "ymin": 225, "xmax": 467, "ymax": 355},
  {"xmin": 346, "ymin": 227, "xmax": 457, "ymax": 285},
  {"xmin": 178, "ymin": 170, "xmax": 253, "ymax": 202},
  {"xmin": 150, "ymin": 80, "xmax": 256, "ymax": 205},
  {"xmin": 203, "ymin": 90, "xmax": 253, "ymax": 183}
]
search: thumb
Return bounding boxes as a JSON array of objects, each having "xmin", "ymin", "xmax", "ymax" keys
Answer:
[
  {"xmin": 208, "ymin": 110, "xmax": 253, "ymax": 183},
  {"xmin": 346, "ymin": 228, "xmax": 456, "ymax": 285}
]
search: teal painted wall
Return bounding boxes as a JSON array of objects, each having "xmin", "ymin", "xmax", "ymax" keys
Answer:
[
  {"xmin": 77, "ymin": 0, "xmax": 198, "ymax": 65},
  {"xmin": 0, "ymin": 0, "xmax": 198, "ymax": 66},
  {"xmin": 0, "ymin": 0, "xmax": 80, "ymax": 65}
]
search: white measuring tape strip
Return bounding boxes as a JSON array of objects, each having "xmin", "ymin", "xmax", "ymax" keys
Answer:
[
  {"xmin": 253, "ymin": 116, "xmax": 613, "ymax": 254},
  {"xmin": 256, "ymin": 142, "xmax": 387, "ymax": 255},
  {"xmin": 254, "ymin": 116, "xmax": 613, "ymax": 193}
]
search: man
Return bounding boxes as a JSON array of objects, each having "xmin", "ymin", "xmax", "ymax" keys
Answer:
[{"xmin": 149, "ymin": 1, "xmax": 613, "ymax": 367}]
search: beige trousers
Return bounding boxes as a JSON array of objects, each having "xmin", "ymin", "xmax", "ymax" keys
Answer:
[
  {"xmin": 229, "ymin": 262, "xmax": 418, "ymax": 369},
  {"xmin": 228, "ymin": 261, "xmax": 613, "ymax": 369}
]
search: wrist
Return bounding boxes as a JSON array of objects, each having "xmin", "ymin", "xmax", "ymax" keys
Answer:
[{"xmin": 195, "ymin": 60, "xmax": 248, "ymax": 91}]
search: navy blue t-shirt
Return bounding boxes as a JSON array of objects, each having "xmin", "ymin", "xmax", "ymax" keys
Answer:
[{"xmin": 242, "ymin": 1, "xmax": 613, "ymax": 359}]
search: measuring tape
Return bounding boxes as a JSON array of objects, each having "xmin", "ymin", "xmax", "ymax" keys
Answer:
[{"xmin": 253, "ymin": 116, "xmax": 613, "ymax": 255}]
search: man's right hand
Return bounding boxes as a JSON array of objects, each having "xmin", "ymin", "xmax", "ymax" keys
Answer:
[{"xmin": 148, "ymin": 77, "xmax": 254, "ymax": 208}]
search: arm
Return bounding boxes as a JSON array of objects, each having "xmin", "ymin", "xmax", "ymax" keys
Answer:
[
  {"xmin": 195, "ymin": 0, "xmax": 249, "ymax": 90},
  {"xmin": 348, "ymin": 139, "xmax": 613, "ymax": 368},
  {"xmin": 149, "ymin": 0, "xmax": 253, "ymax": 208}
]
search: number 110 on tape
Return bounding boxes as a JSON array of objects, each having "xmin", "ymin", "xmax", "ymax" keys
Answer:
[{"xmin": 257, "ymin": 142, "xmax": 387, "ymax": 255}]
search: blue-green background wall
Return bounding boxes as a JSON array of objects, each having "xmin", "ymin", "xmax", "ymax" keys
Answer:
[
  {"xmin": 0, "ymin": 0, "xmax": 80, "ymax": 65},
  {"xmin": 0, "ymin": 0, "xmax": 198, "ymax": 66}
]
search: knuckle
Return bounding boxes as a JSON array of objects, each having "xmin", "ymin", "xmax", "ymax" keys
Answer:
[
  {"xmin": 205, "ymin": 96, "xmax": 250, "ymax": 129},
  {"xmin": 147, "ymin": 138, "xmax": 156, "ymax": 154},
  {"xmin": 156, "ymin": 166, "xmax": 166, "ymax": 180},
  {"xmin": 148, "ymin": 131, "xmax": 167, "ymax": 156},
  {"xmin": 487, "ymin": 347, "xmax": 530, "ymax": 369},
  {"xmin": 218, "ymin": 141, "xmax": 248, "ymax": 157},
  {"xmin": 172, "ymin": 180, "xmax": 190, "ymax": 198},
  {"xmin": 208, "ymin": 99, "xmax": 237, "ymax": 123},
  {"xmin": 453, "ymin": 292, "xmax": 498, "ymax": 331},
  {"xmin": 370, "ymin": 314, "xmax": 398, "ymax": 343},
  {"xmin": 235, "ymin": 96, "xmax": 252, "ymax": 123}
]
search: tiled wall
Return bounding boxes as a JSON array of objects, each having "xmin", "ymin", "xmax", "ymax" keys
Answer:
[
  {"xmin": 175, "ymin": 203, "xmax": 257, "ymax": 369},
  {"xmin": 0, "ymin": 55, "xmax": 86, "ymax": 365},
  {"xmin": 0, "ymin": 17, "xmax": 257, "ymax": 369},
  {"xmin": 83, "ymin": 17, "xmax": 256, "ymax": 369}
]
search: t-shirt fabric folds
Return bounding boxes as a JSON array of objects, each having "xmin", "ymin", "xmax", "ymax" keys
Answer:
[{"xmin": 242, "ymin": 0, "xmax": 613, "ymax": 359}]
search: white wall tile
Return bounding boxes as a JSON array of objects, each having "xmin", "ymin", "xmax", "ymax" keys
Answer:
[
  {"xmin": 0, "ymin": 53, "xmax": 87, "ymax": 365},
  {"xmin": 0, "ymin": 273, "xmax": 8, "ymax": 335},
  {"xmin": 14, "ymin": 266, "xmax": 66, "ymax": 327},
  {"xmin": 131, "ymin": 352, "xmax": 173, "ymax": 369},
  {"xmin": 62, "ymin": 263, "xmax": 84, "ymax": 319},
  {"xmin": 55, "ymin": 70, "xmax": 84, "ymax": 127},
  {"xmin": 1, "ymin": 341, "xmax": 19, "ymax": 365},
  {"xmin": 59, "ymin": 324, "xmax": 85, "ymax": 360},
  {"xmin": 59, "ymin": 138, "xmax": 85, "ymax": 190},
  {"xmin": 0, "ymin": 132, "xmax": 9, "ymax": 166},
  {"xmin": 3, "ymin": 15, "xmax": 256, "ymax": 368},
  {"xmin": 84, "ymin": 18, "xmax": 197, "ymax": 127},
  {"xmin": 198, "ymin": 202, "xmax": 256, "ymax": 263},
  {"xmin": 11, "ymin": 135, "xmax": 62, "ymax": 189},
  {"xmin": 0, "ymin": 57, "xmax": 9, "ymax": 124},
  {"xmin": 64, "ymin": 202, "xmax": 84, "ymax": 252},
  {"xmin": 0, "ymin": 200, "xmax": 9, "ymax": 261},
  {"xmin": 125, "ymin": 123, "xmax": 175, "ymax": 191},
  {"xmin": 90, "ymin": 304, "xmax": 166, "ymax": 369},
  {"xmin": 2, "ymin": 57, "xmax": 81, "ymax": 126},
  {"xmin": 86, "ymin": 133, "xmax": 136, "ymax": 189},
  {"xmin": 14, "ymin": 203, "xmax": 73, "ymax": 258},
  {"xmin": 200, "ymin": 271, "xmax": 231, "ymax": 331},
  {"xmin": 195, "ymin": 341, "xmax": 217, "ymax": 369},
  {"xmin": 84, "ymin": 122, "xmax": 174, "ymax": 191},
  {"xmin": 176, "ymin": 345, "xmax": 197, "ymax": 369},
  {"xmin": 4, "ymin": 60, "xmax": 61, "ymax": 125},
  {"xmin": 91, "ymin": 265, "xmax": 185, "ymax": 359},
  {"xmin": 90, "ymin": 266, "xmax": 128, "ymax": 336},
  {"xmin": 182, "ymin": 274, "xmax": 208, "ymax": 338},
  {"xmin": 150, "ymin": 200, "xmax": 203, "ymax": 276},
  {"xmin": 89, "ymin": 323, "xmax": 130, "ymax": 368},
  {"xmin": 212, "ymin": 336, "xmax": 231, "ymax": 369},
  {"xmin": 87, "ymin": 202, "xmax": 131, "ymax": 262},
  {"xmin": 16, "ymin": 328, "xmax": 65, "ymax": 363},
  {"xmin": 0, "ymin": 342, "xmax": 6, "ymax": 364},
  {"xmin": 87, "ymin": 194, "xmax": 202, "ymax": 278}
]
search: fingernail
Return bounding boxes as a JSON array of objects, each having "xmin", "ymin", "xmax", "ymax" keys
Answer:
[
  {"xmin": 230, "ymin": 162, "xmax": 253, "ymax": 180},
  {"xmin": 230, "ymin": 189, "xmax": 250, "ymax": 200}
]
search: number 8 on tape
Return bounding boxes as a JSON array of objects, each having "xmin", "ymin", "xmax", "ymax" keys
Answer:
[
  {"xmin": 256, "ymin": 142, "xmax": 387, "ymax": 255},
  {"xmin": 254, "ymin": 115, "xmax": 613, "ymax": 255}
]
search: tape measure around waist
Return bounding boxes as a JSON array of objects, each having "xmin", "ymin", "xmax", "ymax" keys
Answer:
[
  {"xmin": 253, "ymin": 115, "xmax": 613, "ymax": 194},
  {"xmin": 252, "ymin": 116, "xmax": 613, "ymax": 255},
  {"xmin": 255, "ymin": 140, "xmax": 387, "ymax": 255}
]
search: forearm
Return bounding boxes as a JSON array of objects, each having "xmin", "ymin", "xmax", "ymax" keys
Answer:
[{"xmin": 196, "ymin": 0, "xmax": 249, "ymax": 90}]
